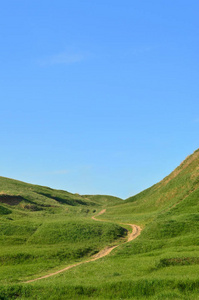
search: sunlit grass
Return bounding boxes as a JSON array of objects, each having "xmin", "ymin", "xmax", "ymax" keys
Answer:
[{"xmin": 0, "ymin": 149, "xmax": 199, "ymax": 299}]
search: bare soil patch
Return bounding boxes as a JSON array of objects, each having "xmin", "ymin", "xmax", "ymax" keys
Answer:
[{"xmin": 0, "ymin": 195, "xmax": 24, "ymax": 206}]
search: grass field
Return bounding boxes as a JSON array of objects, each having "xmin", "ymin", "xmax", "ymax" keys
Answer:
[{"xmin": 0, "ymin": 149, "xmax": 199, "ymax": 299}]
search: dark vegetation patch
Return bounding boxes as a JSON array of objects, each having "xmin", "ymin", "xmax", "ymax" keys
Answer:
[
  {"xmin": 0, "ymin": 195, "xmax": 25, "ymax": 206},
  {"xmin": 21, "ymin": 204, "xmax": 43, "ymax": 211},
  {"xmin": 0, "ymin": 205, "xmax": 12, "ymax": 215},
  {"xmin": 157, "ymin": 257, "xmax": 199, "ymax": 268},
  {"xmin": 1, "ymin": 279, "xmax": 199, "ymax": 299},
  {"xmin": 0, "ymin": 222, "xmax": 38, "ymax": 238},
  {"xmin": 0, "ymin": 194, "xmax": 44, "ymax": 211},
  {"xmin": 36, "ymin": 192, "xmax": 89, "ymax": 206},
  {"xmin": 0, "ymin": 246, "xmax": 97, "ymax": 266},
  {"xmin": 0, "ymin": 253, "xmax": 35, "ymax": 265}
]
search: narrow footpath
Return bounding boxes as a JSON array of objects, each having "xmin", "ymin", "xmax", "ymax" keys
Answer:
[{"xmin": 25, "ymin": 209, "xmax": 141, "ymax": 283}]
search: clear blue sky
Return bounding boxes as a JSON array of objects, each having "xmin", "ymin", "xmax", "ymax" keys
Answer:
[{"xmin": 0, "ymin": 1, "xmax": 198, "ymax": 199}]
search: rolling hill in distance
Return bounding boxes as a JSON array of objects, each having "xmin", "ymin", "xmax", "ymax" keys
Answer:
[{"xmin": 0, "ymin": 149, "xmax": 199, "ymax": 299}]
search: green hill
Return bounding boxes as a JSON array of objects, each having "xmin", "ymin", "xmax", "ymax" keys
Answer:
[
  {"xmin": 0, "ymin": 176, "xmax": 126, "ymax": 295},
  {"xmin": 126, "ymin": 148, "xmax": 199, "ymax": 211},
  {"xmin": 82, "ymin": 194, "xmax": 123, "ymax": 206},
  {"xmin": 0, "ymin": 149, "xmax": 199, "ymax": 299},
  {"xmin": 98, "ymin": 148, "xmax": 199, "ymax": 299},
  {"xmin": 0, "ymin": 176, "xmax": 123, "ymax": 214},
  {"xmin": 104, "ymin": 148, "xmax": 199, "ymax": 224},
  {"xmin": 0, "ymin": 176, "xmax": 97, "ymax": 212}
]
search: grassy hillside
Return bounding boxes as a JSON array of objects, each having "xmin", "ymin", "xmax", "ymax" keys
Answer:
[
  {"xmin": 82, "ymin": 194, "xmax": 123, "ymax": 206},
  {"xmin": 97, "ymin": 148, "xmax": 199, "ymax": 299},
  {"xmin": 104, "ymin": 148, "xmax": 199, "ymax": 224},
  {"xmin": 127, "ymin": 148, "xmax": 199, "ymax": 211},
  {"xmin": 0, "ymin": 149, "xmax": 199, "ymax": 299},
  {"xmin": 0, "ymin": 176, "xmax": 101, "ymax": 211},
  {"xmin": 0, "ymin": 177, "xmax": 126, "ymax": 291}
]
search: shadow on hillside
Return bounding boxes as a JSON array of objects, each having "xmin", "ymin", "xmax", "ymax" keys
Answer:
[
  {"xmin": 0, "ymin": 195, "xmax": 26, "ymax": 206},
  {"xmin": 36, "ymin": 192, "xmax": 88, "ymax": 206}
]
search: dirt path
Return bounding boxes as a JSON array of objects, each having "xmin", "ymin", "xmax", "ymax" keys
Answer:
[
  {"xmin": 126, "ymin": 224, "xmax": 141, "ymax": 242},
  {"xmin": 91, "ymin": 208, "xmax": 106, "ymax": 221},
  {"xmin": 25, "ymin": 209, "xmax": 141, "ymax": 283},
  {"xmin": 92, "ymin": 209, "xmax": 141, "ymax": 243}
]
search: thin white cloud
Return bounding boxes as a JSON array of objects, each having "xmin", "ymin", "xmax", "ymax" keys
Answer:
[{"xmin": 39, "ymin": 51, "xmax": 85, "ymax": 66}]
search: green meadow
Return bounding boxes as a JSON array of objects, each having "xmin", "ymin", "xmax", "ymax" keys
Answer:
[{"xmin": 0, "ymin": 149, "xmax": 199, "ymax": 299}]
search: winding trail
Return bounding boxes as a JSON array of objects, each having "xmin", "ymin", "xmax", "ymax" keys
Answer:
[{"xmin": 25, "ymin": 209, "xmax": 141, "ymax": 283}]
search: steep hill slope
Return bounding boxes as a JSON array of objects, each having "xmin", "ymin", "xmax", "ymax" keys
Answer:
[
  {"xmin": 126, "ymin": 148, "xmax": 199, "ymax": 212},
  {"xmin": 104, "ymin": 148, "xmax": 199, "ymax": 224},
  {"xmin": 85, "ymin": 148, "xmax": 199, "ymax": 299},
  {"xmin": 103, "ymin": 148, "xmax": 199, "ymax": 268}
]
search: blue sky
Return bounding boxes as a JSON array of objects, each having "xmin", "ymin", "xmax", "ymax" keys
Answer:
[{"xmin": 0, "ymin": 1, "xmax": 198, "ymax": 198}]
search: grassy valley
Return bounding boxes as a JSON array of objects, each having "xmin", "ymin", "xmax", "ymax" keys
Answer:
[
  {"xmin": 0, "ymin": 178, "xmax": 126, "ymax": 289},
  {"xmin": 0, "ymin": 149, "xmax": 199, "ymax": 299}
]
